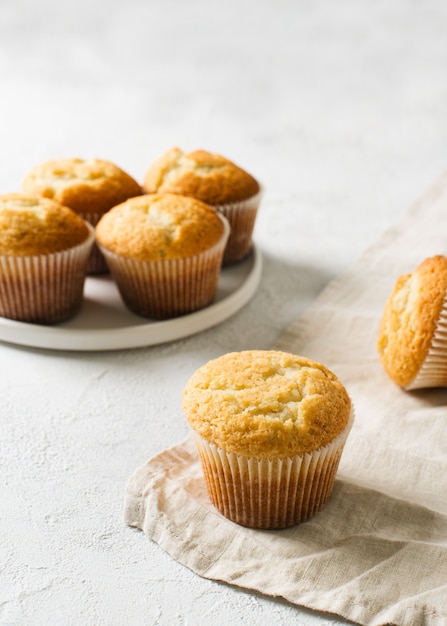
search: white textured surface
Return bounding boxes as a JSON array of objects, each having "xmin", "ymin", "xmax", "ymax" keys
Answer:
[{"xmin": 1, "ymin": 1, "xmax": 447, "ymax": 624}]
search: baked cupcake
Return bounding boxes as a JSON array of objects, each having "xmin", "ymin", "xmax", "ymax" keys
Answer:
[
  {"xmin": 182, "ymin": 350, "xmax": 353, "ymax": 529},
  {"xmin": 377, "ymin": 254, "xmax": 447, "ymax": 390},
  {"xmin": 0, "ymin": 193, "xmax": 94, "ymax": 324},
  {"xmin": 143, "ymin": 147, "xmax": 261, "ymax": 265},
  {"xmin": 96, "ymin": 193, "xmax": 229, "ymax": 319},
  {"xmin": 22, "ymin": 157, "xmax": 142, "ymax": 273}
]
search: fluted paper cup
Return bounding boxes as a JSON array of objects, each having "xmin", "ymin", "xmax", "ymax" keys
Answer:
[
  {"xmin": 214, "ymin": 188, "xmax": 262, "ymax": 265},
  {"xmin": 193, "ymin": 408, "xmax": 354, "ymax": 530},
  {"xmin": 405, "ymin": 296, "xmax": 447, "ymax": 390},
  {"xmin": 80, "ymin": 210, "xmax": 110, "ymax": 274}
]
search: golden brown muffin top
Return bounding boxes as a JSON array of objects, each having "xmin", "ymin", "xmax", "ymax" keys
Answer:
[
  {"xmin": 0, "ymin": 193, "xmax": 91, "ymax": 256},
  {"xmin": 143, "ymin": 147, "xmax": 260, "ymax": 205},
  {"xmin": 182, "ymin": 350, "xmax": 351, "ymax": 459},
  {"xmin": 377, "ymin": 255, "xmax": 447, "ymax": 387},
  {"xmin": 95, "ymin": 193, "xmax": 227, "ymax": 261},
  {"xmin": 22, "ymin": 157, "xmax": 142, "ymax": 215}
]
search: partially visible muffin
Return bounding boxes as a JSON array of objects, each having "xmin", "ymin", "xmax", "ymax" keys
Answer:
[
  {"xmin": 22, "ymin": 157, "xmax": 142, "ymax": 273},
  {"xmin": 378, "ymin": 255, "xmax": 447, "ymax": 389},
  {"xmin": 96, "ymin": 193, "xmax": 229, "ymax": 319},
  {"xmin": 183, "ymin": 350, "xmax": 353, "ymax": 529},
  {"xmin": 143, "ymin": 147, "xmax": 261, "ymax": 264},
  {"xmin": 0, "ymin": 193, "xmax": 94, "ymax": 324}
]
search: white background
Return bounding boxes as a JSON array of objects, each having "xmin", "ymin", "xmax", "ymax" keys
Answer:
[{"xmin": 1, "ymin": 1, "xmax": 447, "ymax": 624}]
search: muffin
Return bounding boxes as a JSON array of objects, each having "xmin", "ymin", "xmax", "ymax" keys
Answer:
[
  {"xmin": 182, "ymin": 350, "xmax": 353, "ymax": 529},
  {"xmin": 0, "ymin": 193, "xmax": 94, "ymax": 324},
  {"xmin": 377, "ymin": 254, "xmax": 447, "ymax": 390},
  {"xmin": 96, "ymin": 193, "xmax": 230, "ymax": 319},
  {"xmin": 22, "ymin": 157, "xmax": 142, "ymax": 273},
  {"xmin": 143, "ymin": 147, "xmax": 261, "ymax": 265}
]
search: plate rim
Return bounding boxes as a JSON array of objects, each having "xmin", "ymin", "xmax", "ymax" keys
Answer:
[{"xmin": 0, "ymin": 245, "xmax": 262, "ymax": 352}]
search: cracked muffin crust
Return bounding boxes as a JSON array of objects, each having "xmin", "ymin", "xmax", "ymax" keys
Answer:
[
  {"xmin": 0, "ymin": 193, "xmax": 90, "ymax": 255},
  {"xmin": 182, "ymin": 350, "xmax": 352, "ymax": 459},
  {"xmin": 22, "ymin": 157, "xmax": 142, "ymax": 215},
  {"xmin": 95, "ymin": 193, "xmax": 226, "ymax": 261},
  {"xmin": 143, "ymin": 147, "xmax": 260, "ymax": 205}
]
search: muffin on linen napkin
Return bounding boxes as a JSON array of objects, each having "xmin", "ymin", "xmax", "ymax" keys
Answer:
[
  {"xmin": 378, "ymin": 254, "xmax": 447, "ymax": 389},
  {"xmin": 182, "ymin": 350, "xmax": 353, "ymax": 529}
]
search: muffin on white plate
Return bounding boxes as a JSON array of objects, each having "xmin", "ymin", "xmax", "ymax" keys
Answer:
[
  {"xmin": 22, "ymin": 157, "xmax": 142, "ymax": 274},
  {"xmin": 96, "ymin": 193, "xmax": 229, "ymax": 320},
  {"xmin": 143, "ymin": 147, "xmax": 261, "ymax": 265},
  {"xmin": 378, "ymin": 254, "xmax": 447, "ymax": 390},
  {"xmin": 182, "ymin": 350, "xmax": 353, "ymax": 529},
  {"xmin": 0, "ymin": 193, "xmax": 94, "ymax": 324}
]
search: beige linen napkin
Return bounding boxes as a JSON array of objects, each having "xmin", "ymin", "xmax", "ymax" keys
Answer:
[{"xmin": 125, "ymin": 173, "xmax": 447, "ymax": 626}]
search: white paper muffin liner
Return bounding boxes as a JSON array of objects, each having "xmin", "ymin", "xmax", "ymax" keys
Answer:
[
  {"xmin": 98, "ymin": 214, "xmax": 230, "ymax": 320},
  {"xmin": 192, "ymin": 408, "xmax": 354, "ymax": 530},
  {"xmin": 80, "ymin": 210, "xmax": 109, "ymax": 274},
  {"xmin": 0, "ymin": 223, "xmax": 95, "ymax": 324},
  {"xmin": 405, "ymin": 294, "xmax": 447, "ymax": 390},
  {"xmin": 214, "ymin": 188, "xmax": 262, "ymax": 265}
]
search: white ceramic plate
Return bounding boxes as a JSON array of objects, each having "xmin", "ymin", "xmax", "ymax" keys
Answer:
[{"xmin": 0, "ymin": 246, "xmax": 262, "ymax": 352}]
